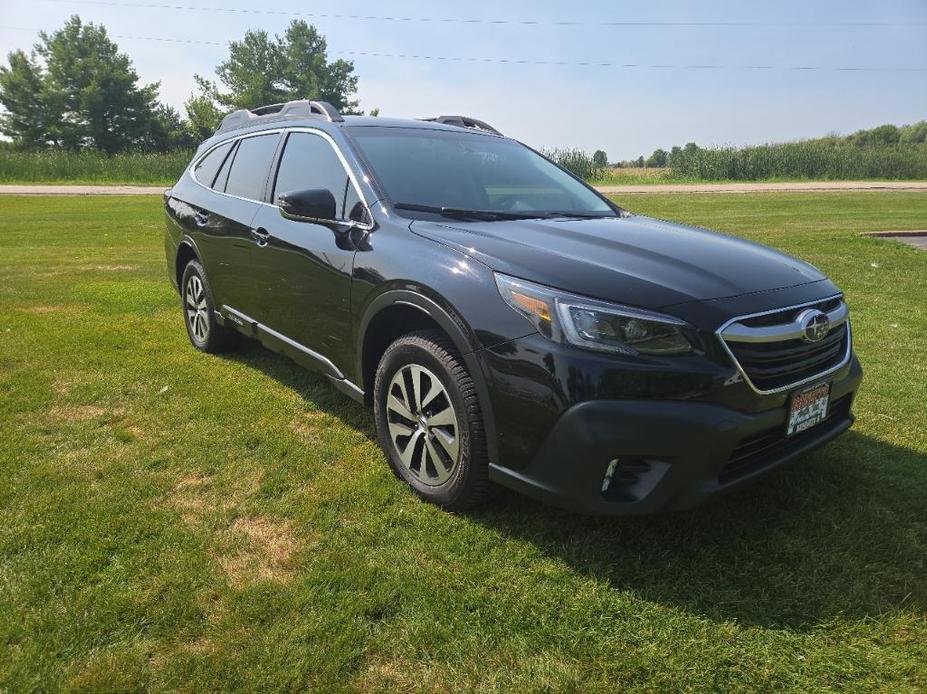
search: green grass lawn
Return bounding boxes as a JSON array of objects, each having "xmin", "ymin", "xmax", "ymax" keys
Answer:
[{"xmin": 1, "ymin": 193, "xmax": 925, "ymax": 691}]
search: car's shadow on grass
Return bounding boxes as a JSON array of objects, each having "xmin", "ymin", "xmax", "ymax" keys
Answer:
[
  {"xmin": 223, "ymin": 343, "xmax": 924, "ymax": 632},
  {"xmin": 222, "ymin": 340, "xmax": 376, "ymax": 437},
  {"xmin": 470, "ymin": 432, "xmax": 926, "ymax": 631}
]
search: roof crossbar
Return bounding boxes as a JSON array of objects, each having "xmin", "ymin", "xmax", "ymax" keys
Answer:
[
  {"xmin": 423, "ymin": 115, "xmax": 501, "ymax": 135},
  {"xmin": 216, "ymin": 100, "xmax": 344, "ymax": 135}
]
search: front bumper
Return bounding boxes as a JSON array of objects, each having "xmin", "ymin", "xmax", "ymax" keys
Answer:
[{"xmin": 488, "ymin": 356, "xmax": 863, "ymax": 515}]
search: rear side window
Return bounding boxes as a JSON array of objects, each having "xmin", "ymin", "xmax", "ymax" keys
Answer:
[
  {"xmin": 192, "ymin": 141, "xmax": 233, "ymax": 187},
  {"xmin": 224, "ymin": 134, "xmax": 279, "ymax": 201},
  {"xmin": 273, "ymin": 132, "xmax": 353, "ymax": 218},
  {"xmin": 213, "ymin": 141, "xmax": 237, "ymax": 192}
]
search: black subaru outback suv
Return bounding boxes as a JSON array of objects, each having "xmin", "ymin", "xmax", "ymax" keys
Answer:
[{"xmin": 164, "ymin": 100, "xmax": 862, "ymax": 514}]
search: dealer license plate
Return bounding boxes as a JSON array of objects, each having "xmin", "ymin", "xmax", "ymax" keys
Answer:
[{"xmin": 786, "ymin": 382, "xmax": 831, "ymax": 436}]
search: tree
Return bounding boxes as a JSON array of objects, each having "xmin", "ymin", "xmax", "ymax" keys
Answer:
[
  {"xmin": 900, "ymin": 121, "xmax": 927, "ymax": 144},
  {"xmin": 592, "ymin": 150, "xmax": 608, "ymax": 168},
  {"xmin": 188, "ymin": 19, "xmax": 360, "ymax": 127},
  {"xmin": 866, "ymin": 124, "xmax": 901, "ymax": 146},
  {"xmin": 184, "ymin": 76, "xmax": 225, "ymax": 140},
  {"xmin": 636, "ymin": 155, "xmax": 645, "ymax": 168},
  {"xmin": 0, "ymin": 16, "xmax": 168, "ymax": 152},
  {"xmin": 278, "ymin": 22, "xmax": 358, "ymax": 113},
  {"xmin": 0, "ymin": 50, "xmax": 49, "ymax": 147},
  {"xmin": 143, "ymin": 104, "xmax": 195, "ymax": 151},
  {"xmin": 646, "ymin": 148, "xmax": 668, "ymax": 167}
]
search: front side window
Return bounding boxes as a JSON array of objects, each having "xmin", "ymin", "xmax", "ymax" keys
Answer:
[
  {"xmin": 224, "ymin": 133, "xmax": 279, "ymax": 201},
  {"xmin": 192, "ymin": 141, "xmax": 233, "ymax": 188},
  {"xmin": 348, "ymin": 127, "xmax": 615, "ymax": 217},
  {"xmin": 273, "ymin": 132, "xmax": 355, "ymax": 219}
]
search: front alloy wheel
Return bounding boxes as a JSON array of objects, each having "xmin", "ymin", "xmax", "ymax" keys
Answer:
[
  {"xmin": 386, "ymin": 363, "xmax": 460, "ymax": 486},
  {"xmin": 374, "ymin": 330, "xmax": 495, "ymax": 510}
]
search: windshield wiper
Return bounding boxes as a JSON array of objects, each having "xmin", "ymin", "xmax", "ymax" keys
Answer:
[
  {"xmin": 539, "ymin": 211, "xmax": 618, "ymax": 219},
  {"xmin": 393, "ymin": 202, "xmax": 553, "ymax": 222}
]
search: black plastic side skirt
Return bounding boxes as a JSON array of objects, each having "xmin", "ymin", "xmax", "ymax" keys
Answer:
[{"xmin": 220, "ymin": 305, "xmax": 365, "ymax": 404}]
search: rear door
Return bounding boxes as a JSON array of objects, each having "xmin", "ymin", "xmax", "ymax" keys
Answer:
[
  {"xmin": 248, "ymin": 129, "xmax": 366, "ymax": 370},
  {"xmin": 205, "ymin": 131, "xmax": 281, "ymax": 319}
]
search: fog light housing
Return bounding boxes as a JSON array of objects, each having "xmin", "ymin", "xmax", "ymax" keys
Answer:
[
  {"xmin": 601, "ymin": 457, "xmax": 655, "ymax": 500},
  {"xmin": 601, "ymin": 459, "xmax": 620, "ymax": 492}
]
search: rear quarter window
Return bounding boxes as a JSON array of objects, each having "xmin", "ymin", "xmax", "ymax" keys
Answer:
[
  {"xmin": 192, "ymin": 141, "xmax": 233, "ymax": 188},
  {"xmin": 224, "ymin": 134, "xmax": 280, "ymax": 201}
]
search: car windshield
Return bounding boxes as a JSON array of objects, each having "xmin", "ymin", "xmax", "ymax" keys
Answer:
[{"xmin": 348, "ymin": 127, "xmax": 616, "ymax": 218}]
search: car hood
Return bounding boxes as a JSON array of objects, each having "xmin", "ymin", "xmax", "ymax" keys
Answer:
[{"xmin": 410, "ymin": 214, "xmax": 826, "ymax": 309}]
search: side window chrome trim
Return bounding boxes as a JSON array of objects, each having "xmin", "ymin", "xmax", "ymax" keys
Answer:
[
  {"xmin": 187, "ymin": 127, "xmax": 374, "ymax": 228},
  {"xmin": 276, "ymin": 126, "xmax": 373, "ymax": 228},
  {"xmin": 188, "ymin": 129, "xmax": 284, "ymax": 207}
]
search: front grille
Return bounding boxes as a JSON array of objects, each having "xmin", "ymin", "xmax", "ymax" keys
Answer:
[
  {"xmin": 727, "ymin": 323, "xmax": 849, "ymax": 392},
  {"xmin": 719, "ymin": 395, "xmax": 852, "ymax": 484},
  {"xmin": 739, "ymin": 297, "xmax": 842, "ymax": 328}
]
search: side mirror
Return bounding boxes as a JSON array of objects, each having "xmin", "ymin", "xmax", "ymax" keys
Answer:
[{"xmin": 277, "ymin": 188, "xmax": 337, "ymax": 223}]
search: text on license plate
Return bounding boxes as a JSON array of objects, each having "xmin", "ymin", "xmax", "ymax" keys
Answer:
[{"xmin": 787, "ymin": 383, "xmax": 830, "ymax": 436}]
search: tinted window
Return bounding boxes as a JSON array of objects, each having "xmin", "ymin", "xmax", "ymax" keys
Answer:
[
  {"xmin": 193, "ymin": 141, "xmax": 233, "ymax": 187},
  {"xmin": 225, "ymin": 134, "xmax": 279, "ymax": 200},
  {"xmin": 213, "ymin": 141, "xmax": 237, "ymax": 191},
  {"xmin": 273, "ymin": 132, "xmax": 353, "ymax": 218},
  {"xmin": 349, "ymin": 128, "xmax": 614, "ymax": 215}
]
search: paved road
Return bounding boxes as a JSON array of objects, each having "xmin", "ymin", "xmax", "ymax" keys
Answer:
[
  {"xmin": 595, "ymin": 181, "xmax": 927, "ymax": 194},
  {"xmin": 2, "ymin": 181, "xmax": 927, "ymax": 196},
  {"xmin": 0, "ymin": 185, "xmax": 169, "ymax": 196},
  {"xmin": 865, "ymin": 230, "xmax": 927, "ymax": 251}
]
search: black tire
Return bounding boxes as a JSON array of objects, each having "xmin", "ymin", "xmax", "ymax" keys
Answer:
[
  {"xmin": 373, "ymin": 330, "xmax": 495, "ymax": 510},
  {"xmin": 180, "ymin": 259, "xmax": 239, "ymax": 353}
]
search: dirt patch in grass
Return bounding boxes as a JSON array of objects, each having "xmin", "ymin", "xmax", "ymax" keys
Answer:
[
  {"xmin": 160, "ymin": 467, "xmax": 266, "ymax": 526},
  {"xmin": 47, "ymin": 404, "xmax": 108, "ymax": 422},
  {"xmin": 218, "ymin": 515, "xmax": 299, "ymax": 587},
  {"xmin": 80, "ymin": 264, "xmax": 140, "ymax": 272},
  {"xmin": 356, "ymin": 655, "xmax": 444, "ymax": 692},
  {"xmin": 163, "ymin": 472, "xmax": 214, "ymax": 525},
  {"xmin": 17, "ymin": 305, "xmax": 78, "ymax": 314},
  {"xmin": 288, "ymin": 410, "xmax": 332, "ymax": 445},
  {"xmin": 52, "ymin": 377, "xmax": 72, "ymax": 395}
]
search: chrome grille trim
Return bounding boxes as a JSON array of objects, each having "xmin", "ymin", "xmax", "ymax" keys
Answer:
[
  {"xmin": 715, "ymin": 294, "xmax": 853, "ymax": 395},
  {"xmin": 721, "ymin": 301, "xmax": 848, "ymax": 343}
]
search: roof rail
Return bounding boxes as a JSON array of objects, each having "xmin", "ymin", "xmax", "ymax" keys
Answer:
[
  {"xmin": 423, "ymin": 115, "xmax": 501, "ymax": 135},
  {"xmin": 216, "ymin": 100, "xmax": 344, "ymax": 135}
]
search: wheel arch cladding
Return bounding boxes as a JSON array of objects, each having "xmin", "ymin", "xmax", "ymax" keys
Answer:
[
  {"xmin": 175, "ymin": 241, "xmax": 199, "ymax": 292},
  {"xmin": 358, "ymin": 289, "xmax": 500, "ymax": 465}
]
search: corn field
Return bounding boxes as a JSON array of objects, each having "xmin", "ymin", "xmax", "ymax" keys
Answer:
[
  {"xmin": 669, "ymin": 142, "xmax": 927, "ymax": 181},
  {"xmin": 0, "ymin": 149, "xmax": 193, "ymax": 184},
  {"xmin": 1, "ymin": 141, "xmax": 926, "ymax": 185},
  {"xmin": 541, "ymin": 148, "xmax": 606, "ymax": 181}
]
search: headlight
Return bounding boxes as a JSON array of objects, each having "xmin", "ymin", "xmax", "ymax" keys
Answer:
[{"xmin": 495, "ymin": 273, "xmax": 695, "ymax": 356}]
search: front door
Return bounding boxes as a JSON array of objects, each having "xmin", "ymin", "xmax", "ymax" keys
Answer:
[{"xmin": 247, "ymin": 130, "xmax": 364, "ymax": 373}]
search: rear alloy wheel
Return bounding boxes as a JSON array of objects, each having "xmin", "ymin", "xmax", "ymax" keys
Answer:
[
  {"xmin": 185, "ymin": 274, "xmax": 210, "ymax": 344},
  {"xmin": 180, "ymin": 259, "xmax": 239, "ymax": 353},
  {"xmin": 374, "ymin": 330, "xmax": 494, "ymax": 510}
]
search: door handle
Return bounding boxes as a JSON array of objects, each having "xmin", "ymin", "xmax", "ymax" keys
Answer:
[{"xmin": 250, "ymin": 227, "xmax": 270, "ymax": 246}]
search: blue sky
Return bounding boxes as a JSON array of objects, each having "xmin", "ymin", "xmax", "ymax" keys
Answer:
[{"xmin": 1, "ymin": 0, "xmax": 925, "ymax": 158}]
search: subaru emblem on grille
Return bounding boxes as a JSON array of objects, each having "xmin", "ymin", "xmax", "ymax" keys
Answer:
[{"xmin": 798, "ymin": 309, "xmax": 831, "ymax": 343}]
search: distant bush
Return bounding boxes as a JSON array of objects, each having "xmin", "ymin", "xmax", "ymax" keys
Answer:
[
  {"xmin": 668, "ymin": 141, "xmax": 927, "ymax": 181},
  {"xmin": 542, "ymin": 148, "xmax": 605, "ymax": 181},
  {"xmin": 0, "ymin": 149, "xmax": 192, "ymax": 184}
]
